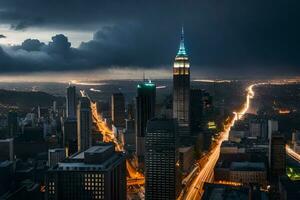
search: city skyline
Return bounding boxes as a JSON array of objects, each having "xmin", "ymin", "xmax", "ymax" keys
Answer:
[{"xmin": 1, "ymin": 1, "xmax": 300, "ymax": 200}]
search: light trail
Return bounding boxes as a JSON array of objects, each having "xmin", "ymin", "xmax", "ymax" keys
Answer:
[
  {"xmin": 80, "ymin": 90, "xmax": 145, "ymax": 189},
  {"xmin": 182, "ymin": 81, "xmax": 300, "ymax": 199},
  {"xmin": 182, "ymin": 83, "xmax": 258, "ymax": 200},
  {"xmin": 286, "ymin": 145, "xmax": 300, "ymax": 163},
  {"xmin": 90, "ymin": 100, "xmax": 145, "ymax": 186}
]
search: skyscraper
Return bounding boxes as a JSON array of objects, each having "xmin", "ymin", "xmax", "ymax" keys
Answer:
[
  {"xmin": 268, "ymin": 119, "xmax": 278, "ymax": 140},
  {"xmin": 145, "ymin": 118, "xmax": 180, "ymax": 200},
  {"xmin": 77, "ymin": 97, "xmax": 92, "ymax": 152},
  {"xmin": 46, "ymin": 143, "xmax": 126, "ymax": 200},
  {"xmin": 190, "ymin": 89, "xmax": 204, "ymax": 133},
  {"xmin": 111, "ymin": 93, "xmax": 125, "ymax": 128},
  {"xmin": 136, "ymin": 80, "xmax": 156, "ymax": 165},
  {"xmin": 7, "ymin": 111, "xmax": 18, "ymax": 137},
  {"xmin": 173, "ymin": 27, "xmax": 190, "ymax": 137},
  {"xmin": 269, "ymin": 132, "xmax": 286, "ymax": 181},
  {"xmin": 63, "ymin": 118, "xmax": 78, "ymax": 156},
  {"xmin": 66, "ymin": 85, "xmax": 77, "ymax": 118}
]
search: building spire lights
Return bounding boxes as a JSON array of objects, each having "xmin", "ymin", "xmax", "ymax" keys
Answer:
[{"xmin": 177, "ymin": 26, "xmax": 187, "ymax": 57}]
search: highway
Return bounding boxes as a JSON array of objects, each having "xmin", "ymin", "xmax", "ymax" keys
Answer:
[
  {"xmin": 181, "ymin": 81, "xmax": 300, "ymax": 199},
  {"xmin": 80, "ymin": 91, "xmax": 145, "ymax": 191},
  {"xmin": 90, "ymin": 101, "xmax": 145, "ymax": 186},
  {"xmin": 181, "ymin": 83, "xmax": 257, "ymax": 200},
  {"xmin": 286, "ymin": 145, "xmax": 300, "ymax": 163}
]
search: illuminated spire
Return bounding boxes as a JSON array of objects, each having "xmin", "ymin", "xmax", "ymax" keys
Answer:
[{"xmin": 177, "ymin": 26, "xmax": 187, "ymax": 57}]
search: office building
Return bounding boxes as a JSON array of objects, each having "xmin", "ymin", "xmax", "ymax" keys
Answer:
[
  {"xmin": 190, "ymin": 89, "xmax": 204, "ymax": 133},
  {"xmin": 145, "ymin": 118, "xmax": 180, "ymax": 200},
  {"xmin": 124, "ymin": 119, "xmax": 136, "ymax": 152},
  {"xmin": 63, "ymin": 118, "xmax": 78, "ymax": 156},
  {"xmin": 249, "ymin": 120, "xmax": 261, "ymax": 138},
  {"xmin": 127, "ymin": 102, "xmax": 135, "ymax": 120},
  {"xmin": 269, "ymin": 132, "xmax": 286, "ymax": 179},
  {"xmin": 229, "ymin": 162, "xmax": 267, "ymax": 186},
  {"xmin": 0, "ymin": 138, "xmax": 14, "ymax": 161},
  {"xmin": 202, "ymin": 183, "xmax": 268, "ymax": 200},
  {"xmin": 135, "ymin": 80, "xmax": 156, "ymax": 165},
  {"xmin": 46, "ymin": 144, "xmax": 126, "ymax": 200},
  {"xmin": 48, "ymin": 148, "xmax": 66, "ymax": 167},
  {"xmin": 77, "ymin": 97, "xmax": 92, "ymax": 152},
  {"xmin": 7, "ymin": 111, "xmax": 18, "ymax": 137},
  {"xmin": 173, "ymin": 27, "xmax": 190, "ymax": 138},
  {"xmin": 111, "ymin": 93, "xmax": 125, "ymax": 128},
  {"xmin": 178, "ymin": 146, "xmax": 194, "ymax": 173},
  {"xmin": 268, "ymin": 120, "xmax": 278, "ymax": 140},
  {"xmin": 66, "ymin": 85, "xmax": 77, "ymax": 118}
]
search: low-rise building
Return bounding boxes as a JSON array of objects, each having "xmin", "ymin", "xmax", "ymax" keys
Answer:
[
  {"xmin": 46, "ymin": 143, "xmax": 126, "ymax": 200},
  {"xmin": 229, "ymin": 161, "xmax": 267, "ymax": 186}
]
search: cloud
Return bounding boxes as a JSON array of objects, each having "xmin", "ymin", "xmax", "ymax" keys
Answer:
[
  {"xmin": 0, "ymin": 34, "xmax": 6, "ymax": 39},
  {"xmin": 21, "ymin": 39, "xmax": 45, "ymax": 51},
  {"xmin": 0, "ymin": 0, "xmax": 299, "ymax": 77}
]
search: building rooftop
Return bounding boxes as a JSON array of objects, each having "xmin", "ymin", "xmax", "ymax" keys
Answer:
[
  {"xmin": 230, "ymin": 161, "xmax": 265, "ymax": 171},
  {"xmin": 49, "ymin": 148, "xmax": 65, "ymax": 153},
  {"xmin": 178, "ymin": 146, "xmax": 193, "ymax": 153},
  {"xmin": 221, "ymin": 141, "xmax": 238, "ymax": 147},
  {"xmin": 71, "ymin": 144, "xmax": 114, "ymax": 159},
  {"xmin": 137, "ymin": 80, "xmax": 156, "ymax": 89},
  {"xmin": 51, "ymin": 144, "xmax": 125, "ymax": 172},
  {"xmin": 202, "ymin": 183, "xmax": 249, "ymax": 200}
]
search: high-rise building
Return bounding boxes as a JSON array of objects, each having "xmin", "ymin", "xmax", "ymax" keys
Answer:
[
  {"xmin": 249, "ymin": 120, "xmax": 262, "ymax": 138},
  {"xmin": 135, "ymin": 80, "xmax": 156, "ymax": 165},
  {"xmin": 173, "ymin": 27, "xmax": 190, "ymax": 138},
  {"xmin": 46, "ymin": 144, "xmax": 126, "ymax": 200},
  {"xmin": 190, "ymin": 89, "xmax": 204, "ymax": 133},
  {"xmin": 269, "ymin": 132, "xmax": 286, "ymax": 180},
  {"xmin": 124, "ymin": 119, "xmax": 136, "ymax": 152},
  {"xmin": 249, "ymin": 118, "xmax": 268, "ymax": 139},
  {"xmin": 66, "ymin": 85, "xmax": 77, "ymax": 118},
  {"xmin": 127, "ymin": 102, "xmax": 135, "ymax": 120},
  {"xmin": 0, "ymin": 138, "xmax": 14, "ymax": 161},
  {"xmin": 145, "ymin": 118, "xmax": 180, "ymax": 200},
  {"xmin": 77, "ymin": 97, "xmax": 92, "ymax": 152},
  {"xmin": 7, "ymin": 111, "xmax": 18, "ymax": 137},
  {"xmin": 268, "ymin": 119, "xmax": 278, "ymax": 140},
  {"xmin": 63, "ymin": 118, "xmax": 78, "ymax": 156},
  {"xmin": 48, "ymin": 148, "xmax": 66, "ymax": 167},
  {"xmin": 111, "ymin": 93, "xmax": 125, "ymax": 128}
]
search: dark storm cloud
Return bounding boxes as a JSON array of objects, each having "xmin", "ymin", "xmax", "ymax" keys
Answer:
[
  {"xmin": 21, "ymin": 39, "xmax": 45, "ymax": 51},
  {"xmin": 0, "ymin": 0, "xmax": 300, "ymax": 76}
]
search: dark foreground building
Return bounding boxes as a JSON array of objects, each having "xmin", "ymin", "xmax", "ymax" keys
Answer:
[
  {"xmin": 145, "ymin": 118, "xmax": 180, "ymax": 200},
  {"xmin": 46, "ymin": 143, "xmax": 126, "ymax": 200}
]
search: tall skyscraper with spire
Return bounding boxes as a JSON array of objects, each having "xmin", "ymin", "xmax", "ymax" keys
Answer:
[{"xmin": 173, "ymin": 27, "xmax": 190, "ymax": 138}]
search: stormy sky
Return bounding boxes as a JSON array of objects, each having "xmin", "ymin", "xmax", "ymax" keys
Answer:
[{"xmin": 0, "ymin": 0, "xmax": 299, "ymax": 78}]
